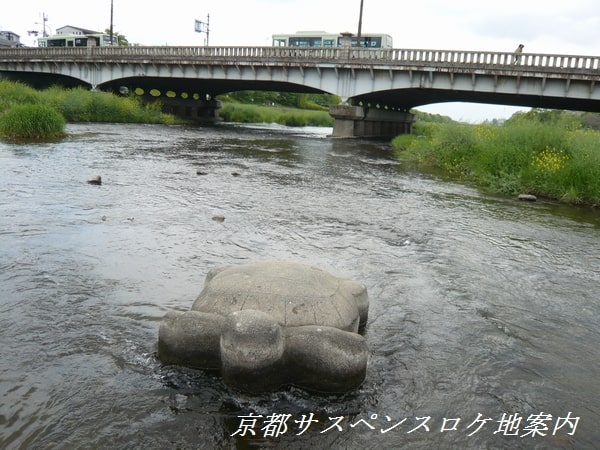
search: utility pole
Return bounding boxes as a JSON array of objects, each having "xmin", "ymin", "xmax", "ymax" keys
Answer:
[
  {"xmin": 41, "ymin": 12, "xmax": 49, "ymax": 37},
  {"xmin": 110, "ymin": 0, "xmax": 114, "ymax": 45},
  {"xmin": 206, "ymin": 14, "xmax": 210, "ymax": 46},
  {"xmin": 28, "ymin": 12, "xmax": 48, "ymax": 44},
  {"xmin": 357, "ymin": 0, "xmax": 364, "ymax": 47}
]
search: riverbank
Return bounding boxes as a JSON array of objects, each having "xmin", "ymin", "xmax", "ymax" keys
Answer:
[
  {"xmin": 3, "ymin": 81, "xmax": 599, "ymax": 208},
  {"xmin": 0, "ymin": 81, "xmax": 334, "ymax": 138},
  {"xmin": 219, "ymin": 102, "xmax": 333, "ymax": 127},
  {"xmin": 392, "ymin": 110, "xmax": 600, "ymax": 207},
  {"xmin": 0, "ymin": 80, "xmax": 177, "ymax": 138}
]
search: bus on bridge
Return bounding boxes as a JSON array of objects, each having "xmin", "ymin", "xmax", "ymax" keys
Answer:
[{"xmin": 272, "ymin": 31, "xmax": 392, "ymax": 48}]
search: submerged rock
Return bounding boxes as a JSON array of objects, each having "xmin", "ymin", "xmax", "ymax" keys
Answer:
[
  {"xmin": 518, "ymin": 194, "xmax": 537, "ymax": 201},
  {"xmin": 87, "ymin": 175, "xmax": 102, "ymax": 185}
]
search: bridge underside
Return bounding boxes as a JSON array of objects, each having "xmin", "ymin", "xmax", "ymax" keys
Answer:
[
  {"xmin": 7, "ymin": 70, "xmax": 598, "ymax": 115},
  {"xmin": 100, "ymin": 76, "xmax": 327, "ymax": 99},
  {"xmin": 0, "ymin": 71, "xmax": 325, "ymax": 98},
  {"xmin": 353, "ymin": 88, "xmax": 600, "ymax": 114},
  {"xmin": 0, "ymin": 71, "xmax": 87, "ymax": 89},
  {"xmin": 105, "ymin": 75, "xmax": 600, "ymax": 116},
  {"xmin": 3, "ymin": 70, "xmax": 599, "ymax": 137}
]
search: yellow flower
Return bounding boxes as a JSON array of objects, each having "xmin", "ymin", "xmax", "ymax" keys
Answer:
[{"xmin": 532, "ymin": 146, "xmax": 569, "ymax": 173}]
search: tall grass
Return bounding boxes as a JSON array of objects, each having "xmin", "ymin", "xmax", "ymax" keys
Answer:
[
  {"xmin": 392, "ymin": 114, "xmax": 600, "ymax": 205},
  {"xmin": 220, "ymin": 102, "xmax": 333, "ymax": 127},
  {"xmin": 0, "ymin": 80, "xmax": 42, "ymax": 113},
  {"xmin": 0, "ymin": 81, "xmax": 176, "ymax": 141},
  {"xmin": 0, "ymin": 103, "xmax": 66, "ymax": 139},
  {"xmin": 39, "ymin": 86, "xmax": 175, "ymax": 124}
]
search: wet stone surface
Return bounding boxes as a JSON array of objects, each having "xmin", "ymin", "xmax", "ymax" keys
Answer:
[{"xmin": 158, "ymin": 261, "xmax": 370, "ymax": 393}]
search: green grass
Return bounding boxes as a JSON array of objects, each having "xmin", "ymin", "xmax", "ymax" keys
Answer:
[
  {"xmin": 392, "ymin": 113, "xmax": 600, "ymax": 206},
  {"xmin": 219, "ymin": 102, "xmax": 334, "ymax": 127},
  {"xmin": 0, "ymin": 103, "xmax": 66, "ymax": 139},
  {"xmin": 0, "ymin": 80, "xmax": 177, "ymax": 141},
  {"xmin": 39, "ymin": 86, "xmax": 175, "ymax": 124}
]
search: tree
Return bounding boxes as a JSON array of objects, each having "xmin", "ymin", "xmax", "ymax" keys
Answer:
[{"xmin": 104, "ymin": 29, "xmax": 129, "ymax": 46}]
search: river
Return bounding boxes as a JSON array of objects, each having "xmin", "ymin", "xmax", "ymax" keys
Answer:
[{"xmin": 1, "ymin": 122, "xmax": 599, "ymax": 449}]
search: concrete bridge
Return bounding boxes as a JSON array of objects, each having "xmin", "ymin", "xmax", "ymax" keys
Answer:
[{"xmin": 1, "ymin": 45, "xmax": 599, "ymax": 137}]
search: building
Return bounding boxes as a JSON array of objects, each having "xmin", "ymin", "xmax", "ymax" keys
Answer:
[{"xmin": 0, "ymin": 30, "xmax": 22, "ymax": 48}]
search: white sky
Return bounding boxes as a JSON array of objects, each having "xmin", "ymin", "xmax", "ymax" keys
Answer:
[{"xmin": 3, "ymin": 0, "xmax": 600, "ymax": 122}]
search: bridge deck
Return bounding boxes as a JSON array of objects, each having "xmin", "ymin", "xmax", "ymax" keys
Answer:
[{"xmin": 1, "ymin": 46, "xmax": 599, "ymax": 75}]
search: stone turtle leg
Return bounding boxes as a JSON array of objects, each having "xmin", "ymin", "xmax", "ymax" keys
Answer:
[
  {"xmin": 284, "ymin": 325, "xmax": 368, "ymax": 393},
  {"xmin": 158, "ymin": 310, "xmax": 224, "ymax": 369},
  {"xmin": 220, "ymin": 309, "xmax": 286, "ymax": 393}
]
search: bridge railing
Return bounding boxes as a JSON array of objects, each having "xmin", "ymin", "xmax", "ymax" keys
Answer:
[
  {"xmin": 388, "ymin": 49, "xmax": 600, "ymax": 71},
  {"xmin": 2, "ymin": 46, "xmax": 599, "ymax": 73}
]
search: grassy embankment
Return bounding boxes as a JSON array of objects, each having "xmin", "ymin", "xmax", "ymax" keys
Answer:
[
  {"xmin": 0, "ymin": 80, "xmax": 175, "ymax": 139},
  {"xmin": 218, "ymin": 91, "xmax": 336, "ymax": 127},
  {"xmin": 392, "ymin": 109, "xmax": 600, "ymax": 206},
  {"xmin": 0, "ymin": 81, "xmax": 336, "ymax": 139}
]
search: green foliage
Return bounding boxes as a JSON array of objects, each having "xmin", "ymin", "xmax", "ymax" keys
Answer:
[
  {"xmin": 0, "ymin": 80, "xmax": 42, "ymax": 113},
  {"xmin": 0, "ymin": 81, "xmax": 176, "ymax": 139},
  {"xmin": 38, "ymin": 86, "xmax": 174, "ymax": 124},
  {"xmin": 411, "ymin": 109, "xmax": 455, "ymax": 124},
  {"xmin": 505, "ymin": 108, "xmax": 581, "ymax": 131},
  {"xmin": 580, "ymin": 112, "xmax": 600, "ymax": 130},
  {"xmin": 0, "ymin": 103, "xmax": 66, "ymax": 139},
  {"xmin": 219, "ymin": 102, "xmax": 333, "ymax": 127},
  {"xmin": 103, "ymin": 29, "xmax": 129, "ymax": 46},
  {"xmin": 221, "ymin": 90, "xmax": 340, "ymax": 110},
  {"xmin": 393, "ymin": 110, "xmax": 600, "ymax": 205}
]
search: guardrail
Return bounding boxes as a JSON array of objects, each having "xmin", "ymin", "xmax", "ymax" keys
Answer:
[{"xmin": 1, "ymin": 46, "xmax": 599, "ymax": 72}]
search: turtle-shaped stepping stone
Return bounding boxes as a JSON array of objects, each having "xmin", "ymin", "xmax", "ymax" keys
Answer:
[{"xmin": 158, "ymin": 261, "xmax": 369, "ymax": 393}]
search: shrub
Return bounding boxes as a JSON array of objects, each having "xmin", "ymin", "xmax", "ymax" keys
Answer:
[
  {"xmin": 219, "ymin": 102, "xmax": 333, "ymax": 127},
  {"xmin": 37, "ymin": 86, "xmax": 174, "ymax": 124},
  {"xmin": 0, "ymin": 80, "xmax": 42, "ymax": 113},
  {"xmin": 0, "ymin": 103, "xmax": 66, "ymax": 139},
  {"xmin": 393, "ymin": 112, "xmax": 600, "ymax": 205}
]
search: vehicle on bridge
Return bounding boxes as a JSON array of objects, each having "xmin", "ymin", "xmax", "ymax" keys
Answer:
[
  {"xmin": 36, "ymin": 26, "xmax": 117, "ymax": 48},
  {"xmin": 272, "ymin": 31, "xmax": 392, "ymax": 48}
]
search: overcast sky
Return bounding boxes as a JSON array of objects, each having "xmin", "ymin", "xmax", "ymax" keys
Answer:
[{"xmin": 3, "ymin": 0, "xmax": 599, "ymax": 122}]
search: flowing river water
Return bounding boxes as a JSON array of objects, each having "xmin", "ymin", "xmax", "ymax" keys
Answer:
[{"xmin": 1, "ymin": 122, "xmax": 599, "ymax": 449}]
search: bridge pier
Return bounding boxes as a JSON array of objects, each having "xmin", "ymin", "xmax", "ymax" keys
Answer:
[{"xmin": 329, "ymin": 104, "xmax": 414, "ymax": 138}]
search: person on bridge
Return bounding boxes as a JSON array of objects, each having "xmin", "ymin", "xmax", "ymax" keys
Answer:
[{"xmin": 513, "ymin": 44, "xmax": 524, "ymax": 63}]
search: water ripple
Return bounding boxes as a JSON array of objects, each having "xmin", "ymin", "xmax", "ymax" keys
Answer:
[{"xmin": 1, "ymin": 123, "xmax": 600, "ymax": 449}]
